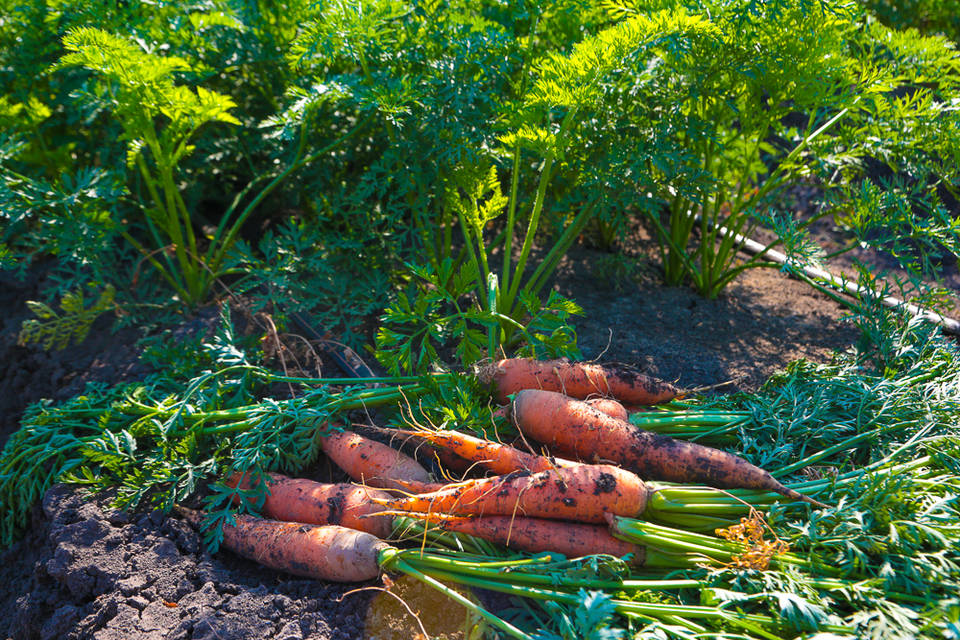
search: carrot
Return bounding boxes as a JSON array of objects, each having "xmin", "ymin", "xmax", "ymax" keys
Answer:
[
  {"xmin": 479, "ymin": 357, "xmax": 679, "ymax": 405},
  {"xmin": 178, "ymin": 507, "xmax": 390, "ymax": 582},
  {"xmin": 391, "ymin": 478, "xmax": 449, "ymax": 494},
  {"xmin": 320, "ymin": 429, "xmax": 433, "ymax": 492},
  {"xmin": 585, "ymin": 397, "xmax": 628, "ymax": 421},
  {"xmin": 512, "ymin": 389, "xmax": 824, "ymax": 507},
  {"xmin": 225, "ymin": 472, "xmax": 393, "ymax": 538},
  {"xmin": 425, "ymin": 514, "xmax": 646, "ymax": 566},
  {"xmin": 391, "ymin": 428, "xmax": 578, "ymax": 475},
  {"xmin": 375, "ymin": 463, "xmax": 648, "ymax": 524}
]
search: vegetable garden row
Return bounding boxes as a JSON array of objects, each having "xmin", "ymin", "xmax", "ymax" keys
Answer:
[{"xmin": 2, "ymin": 0, "xmax": 960, "ymax": 638}]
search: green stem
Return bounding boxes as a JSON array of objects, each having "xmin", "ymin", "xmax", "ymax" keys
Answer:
[
  {"xmin": 523, "ymin": 199, "xmax": 598, "ymax": 304},
  {"xmin": 208, "ymin": 113, "xmax": 372, "ymax": 274},
  {"xmin": 501, "ymin": 142, "xmax": 523, "ymax": 301},
  {"xmin": 387, "ymin": 557, "xmax": 533, "ymax": 640},
  {"xmin": 503, "ymin": 107, "xmax": 578, "ymax": 314}
]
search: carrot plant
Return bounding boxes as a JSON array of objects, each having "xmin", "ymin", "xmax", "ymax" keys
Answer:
[
  {"xmin": 51, "ymin": 27, "xmax": 370, "ymax": 306},
  {"xmin": 527, "ymin": 0, "xmax": 960, "ymax": 298}
]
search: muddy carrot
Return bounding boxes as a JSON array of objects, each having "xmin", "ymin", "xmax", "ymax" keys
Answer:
[
  {"xmin": 178, "ymin": 507, "xmax": 390, "ymax": 582},
  {"xmin": 226, "ymin": 472, "xmax": 393, "ymax": 538},
  {"xmin": 479, "ymin": 358, "xmax": 679, "ymax": 405},
  {"xmin": 425, "ymin": 514, "xmax": 646, "ymax": 565},
  {"xmin": 511, "ymin": 389, "xmax": 824, "ymax": 507},
  {"xmin": 391, "ymin": 428, "xmax": 578, "ymax": 475},
  {"xmin": 585, "ymin": 397, "xmax": 629, "ymax": 421},
  {"xmin": 320, "ymin": 429, "xmax": 433, "ymax": 492},
  {"xmin": 375, "ymin": 464, "xmax": 648, "ymax": 524}
]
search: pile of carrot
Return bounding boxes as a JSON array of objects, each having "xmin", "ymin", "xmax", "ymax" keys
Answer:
[{"xmin": 180, "ymin": 357, "xmax": 822, "ymax": 583}]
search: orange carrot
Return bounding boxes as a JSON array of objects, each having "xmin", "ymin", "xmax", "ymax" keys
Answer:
[
  {"xmin": 512, "ymin": 389, "xmax": 823, "ymax": 506},
  {"xmin": 390, "ymin": 478, "xmax": 449, "ymax": 494},
  {"xmin": 585, "ymin": 397, "xmax": 628, "ymax": 421},
  {"xmin": 320, "ymin": 429, "xmax": 433, "ymax": 492},
  {"xmin": 391, "ymin": 428, "xmax": 578, "ymax": 476},
  {"xmin": 479, "ymin": 357, "xmax": 679, "ymax": 405},
  {"xmin": 375, "ymin": 464, "xmax": 648, "ymax": 524},
  {"xmin": 225, "ymin": 472, "xmax": 393, "ymax": 538},
  {"xmin": 426, "ymin": 514, "xmax": 646, "ymax": 565},
  {"xmin": 178, "ymin": 507, "xmax": 390, "ymax": 582}
]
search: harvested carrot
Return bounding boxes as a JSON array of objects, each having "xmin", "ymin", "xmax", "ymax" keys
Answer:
[
  {"xmin": 178, "ymin": 507, "xmax": 390, "ymax": 582},
  {"xmin": 390, "ymin": 478, "xmax": 449, "ymax": 494},
  {"xmin": 585, "ymin": 397, "xmax": 628, "ymax": 421},
  {"xmin": 426, "ymin": 514, "xmax": 646, "ymax": 566},
  {"xmin": 375, "ymin": 464, "xmax": 648, "ymax": 524},
  {"xmin": 479, "ymin": 357, "xmax": 679, "ymax": 405},
  {"xmin": 320, "ymin": 429, "xmax": 433, "ymax": 492},
  {"xmin": 391, "ymin": 428, "xmax": 578, "ymax": 476},
  {"xmin": 226, "ymin": 472, "xmax": 393, "ymax": 538},
  {"xmin": 512, "ymin": 389, "xmax": 823, "ymax": 507}
]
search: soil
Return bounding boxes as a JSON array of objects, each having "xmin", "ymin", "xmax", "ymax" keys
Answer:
[
  {"xmin": 0, "ymin": 265, "xmax": 149, "ymax": 448},
  {"xmin": 0, "ymin": 221, "xmax": 948, "ymax": 640},
  {"xmin": 555, "ymin": 244, "xmax": 859, "ymax": 391}
]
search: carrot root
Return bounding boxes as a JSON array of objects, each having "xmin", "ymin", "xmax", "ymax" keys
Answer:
[
  {"xmin": 423, "ymin": 513, "xmax": 646, "ymax": 566},
  {"xmin": 375, "ymin": 464, "xmax": 648, "ymax": 524},
  {"xmin": 512, "ymin": 389, "xmax": 823, "ymax": 506},
  {"xmin": 179, "ymin": 507, "xmax": 391, "ymax": 582},
  {"xmin": 479, "ymin": 358, "xmax": 679, "ymax": 405},
  {"xmin": 225, "ymin": 472, "xmax": 394, "ymax": 538},
  {"xmin": 320, "ymin": 429, "xmax": 433, "ymax": 492}
]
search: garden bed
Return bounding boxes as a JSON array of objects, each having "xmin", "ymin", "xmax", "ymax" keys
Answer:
[
  {"xmin": 2, "ymin": 2, "xmax": 959, "ymax": 637},
  {"xmin": 0, "ymin": 248, "xmax": 859, "ymax": 640}
]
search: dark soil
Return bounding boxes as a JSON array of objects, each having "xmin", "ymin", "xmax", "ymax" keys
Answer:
[
  {"xmin": 1, "ymin": 485, "xmax": 373, "ymax": 640},
  {"xmin": 554, "ymin": 244, "xmax": 858, "ymax": 391},
  {"xmin": 0, "ymin": 231, "xmax": 909, "ymax": 640},
  {"xmin": 0, "ymin": 266, "xmax": 147, "ymax": 449}
]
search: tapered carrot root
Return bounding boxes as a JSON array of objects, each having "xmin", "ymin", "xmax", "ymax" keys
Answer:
[
  {"xmin": 391, "ymin": 428, "xmax": 578, "ymax": 475},
  {"xmin": 178, "ymin": 507, "xmax": 390, "ymax": 582},
  {"xmin": 426, "ymin": 514, "xmax": 646, "ymax": 566},
  {"xmin": 225, "ymin": 472, "xmax": 393, "ymax": 538},
  {"xmin": 479, "ymin": 358, "xmax": 679, "ymax": 405},
  {"xmin": 376, "ymin": 464, "xmax": 648, "ymax": 524},
  {"xmin": 320, "ymin": 429, "xmax": 433, "ymax": 492},
  {"xmin": 512, "ymin": 389, "xmax": 824, "ymax": 507}
]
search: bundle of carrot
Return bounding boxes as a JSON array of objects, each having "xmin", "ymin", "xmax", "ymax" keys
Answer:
[
  {"xmin": 186, "ymin": 357, "xmax": 821, "ymax": 576},
  {"xmin": 154, "ymin": 356, "xmax": 882, "ymax": 640}
]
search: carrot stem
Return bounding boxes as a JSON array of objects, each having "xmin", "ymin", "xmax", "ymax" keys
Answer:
[{"xmin": 387, "ymin": 556, "xmax": 534, "ymax": 640}]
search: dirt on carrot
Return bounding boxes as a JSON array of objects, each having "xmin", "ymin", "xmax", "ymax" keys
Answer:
[
  {"xmin": 511, "ymin": 389, "xmax": 823, "ymax": 506},
  {"xmin": 226, "ymin": 472, "xmax": 394, "ymax": 538},
  {"xmin": 375, "ymin": 463, "xmax": 648, "ymax": 524},
  {"xmin": 178, "ymin": 507, "xmax": 391, "ymax": 582},
  {"xmin": 320, "ymin": 429, "xmax": 433, "ymax": 492},
  {"xmin": 479, "ymin": 357, "xmax": 679, "ymax": 405},
  {"xmin": 429, "ymin": 513, "xmax": 647, "ymax": 566}
]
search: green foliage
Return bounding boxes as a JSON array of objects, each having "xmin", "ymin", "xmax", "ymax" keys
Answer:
[
  {"xmin": 525, "ymin": 0, "xmax": 960, "ymax": 298},
  {"xmin": 534, "ymin": 590, "xmax": 626, "ymax": 640},
  {"xmin": 864, "ymin": 0, "xmax": 960, "ymax": 42},
  {"xmin": 374, "ymin": 259, "xmax": 582, "ymax": 375},
  {"xmin": 55, "ymin": 27, "xmax": 241, "ymax": 306},
  {"xmin": 225, "ymin": 218, "xmax": 393, "ymax": 349},
  {"xmin": 0, "ymin": 305, "xmax": 425, "ymax": 548},
  {"xmin": 18, "ymin": 284, "xmax": 116, "ymax": 351}
]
